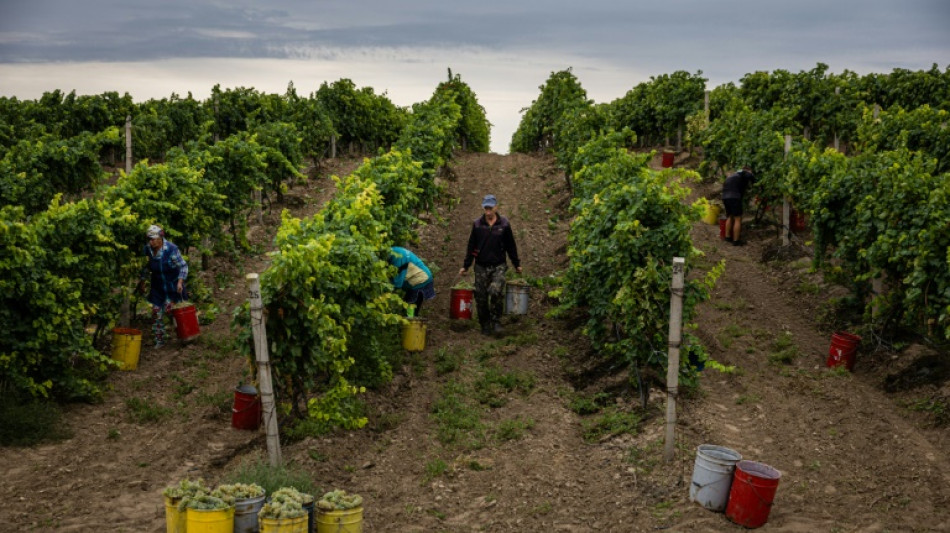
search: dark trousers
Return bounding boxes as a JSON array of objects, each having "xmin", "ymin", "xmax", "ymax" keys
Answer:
[{"xmin": 474, "ymin": 263, "xmax": 507, "ymax": 326}]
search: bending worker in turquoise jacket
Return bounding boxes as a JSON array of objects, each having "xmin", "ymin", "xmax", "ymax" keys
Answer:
[{"xmin": 390, "ymin": 246, "xmax": 436, "ymax": 314}]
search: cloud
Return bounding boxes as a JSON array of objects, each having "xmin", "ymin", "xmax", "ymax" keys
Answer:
[{"xmin": 1, "ymin": 0, "xmax": 947, "ymax": 152}]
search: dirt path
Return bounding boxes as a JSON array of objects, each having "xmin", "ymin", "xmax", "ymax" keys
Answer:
[{"xmin": 0, "ymin": 152, "xmax": 947, "ymax": 532}]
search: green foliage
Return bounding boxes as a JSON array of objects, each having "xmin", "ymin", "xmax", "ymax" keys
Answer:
[
  {"xmin": 3, "ymin": 89, "xmax": 133, "ymax": 142},
  {"xmin": 248, "ymin": 121, "xmax": 306, "ymax": 202},
  {"xmin": 133, "ymin": 93, "xmax": 210, "ymax": 161},
  {"xmin": 286, "ymin": 84, "xmax": 336, "ymax": 160},
  {"xmin": 561, "ymin": 133, "xmax": 720, "ymax": 387},
  {"xmin": 394, "ymin": 93, "xmax": 460, "ymax": 209},
  {"xmin": 0, "ymin": 130, "xmax": 112, "ymax": 214},
  {"xmin": 554, "ymin": 104, "xmax": 613, "ymax": 179},
  {"xmin": 316, "ymin": 78, "xmax": 407, "ymax": 153},
  {"xmin": 433, "ymin": 69, "xmax": 491, "ymax": 152},
  {"xmin": 0, "ymin": 206, "xmax": 115, "ymax": 400},
  {"xmin": 698, "ymin": 101, "xmax": 799, "ymax": 198},
  {"xmin": 855, "ymin": 105, "xmax": 950, "ymax": 173},
  {"xmin": 196, "ymin": 132, "xmax": 269, "ymax": 246},
  {"xmin": 233, "ymin": 183, "xmax": 402, "ymax": 430},
  {"xmin": 210, "ymin": 85, "xmax": 286, "ymax": 140},
  {"xmin": 605, "ymin": 70, "xmax": 706, "ymax": 145},
  {"xmin": 511, "ymin": 69, "xmax": 591, "ymax": 153},
  {"xmin": 649, "ymin": 71, "xmax": 708, "ymax": 139},
  {"xmin": 107, "ymin": 157, "xmax": 226, "ymax": 254},
  {"xmin": 797, "ymin": 147, "xmax": 950, "ymax": 339},
  {"xmin": 31, "ymin": 196, "xmax": 141, "ymax": 331},
  {"xmin": 345, "ymin": 150, "xmax": 426, "ymax": 245}
]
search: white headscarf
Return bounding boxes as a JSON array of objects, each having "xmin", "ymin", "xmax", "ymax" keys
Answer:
[{"xmin": 146, "ymin": 225, "xmax": 162, "ymax": 239}]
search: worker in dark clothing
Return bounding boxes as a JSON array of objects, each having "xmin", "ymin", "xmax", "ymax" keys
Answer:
[
  {"xmin": 722, "ymin": 166, "xmax": 755, "ymax": 246},
  {"xmin": 459, "ymin": 194, "xmax": 522, "ymax": 336}
]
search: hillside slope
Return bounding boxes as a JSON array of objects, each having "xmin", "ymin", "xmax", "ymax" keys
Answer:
[{"xmin": 0, "ymin": 152, "xmax": 946, "ymax": 532}]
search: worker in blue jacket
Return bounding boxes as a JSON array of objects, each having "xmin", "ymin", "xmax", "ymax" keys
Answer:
[{"xmin": 389, "ymin": 247, "xmax": 435, "ymax": 314}]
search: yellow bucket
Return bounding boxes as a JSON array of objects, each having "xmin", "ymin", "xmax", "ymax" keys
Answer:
[
  {"xmin": 259, "ymin": 515, "xmax": 308, "ymax": 533},
  {"xmin": 402, "ymin": 319, "xmax": 426, "ymax": 352},
  {"xmin": 111, "ymin": 328, "xmax": 142, "ymax": 371},
  {"xmin": 186, "ymin": 507, "xmax": 234, "ymax": 533},
  {"xmin": 316, "ymin": 507, "xmax": 363, "ymax": 533},
  {"xmin": 702, "ymin": 204, "xmax": 721, "ymax": 225},
  {"xmin": 164, "ymin": 496, "xmax": 185, "ymax": 533}
]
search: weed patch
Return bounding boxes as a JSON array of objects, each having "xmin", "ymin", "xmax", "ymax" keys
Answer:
[
  {"xmin": 431, "ymin": 381, "xmax": 486, "ymax": 449},
  {"xmin": 495, "ymin": 417, "xmax": 535, "ymax": 442},
  {"xmin": 768, "ymin": 331, "xmax": 799, "ymax": 365},
  {"xmin": 224, "ymin": 456, "xmax": 318, "ymax": 497},
  {"xmin": 582, "ymin": 408, "xmax": 641, "ymax": 443},
  {"xmin": 126, "ymin": 397, "xmax": 174, "ymax": 424}
]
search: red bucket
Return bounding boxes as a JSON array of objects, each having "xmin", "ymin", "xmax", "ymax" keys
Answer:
[
  {"xmin": 231, "ymin": 384, "xmax": 261, "ymax": 430},
  {"xmin": 826, "ymin": 331, "xmax": 861, "ymax": 371},
  {"xmin": 719, "ymin": 218, "xmax": 727, "ymax": 239},
  {"xmin": 725, "ymin": 460, "xmax": 781, "ymax": 528},
  {"xmin": 450, "ymin": 288, "xmax": 474, "ymax": 320},
  {"xmin": 661, "ymin": 150, "xmax": 675, "ymax": 168},
  {"xmin": 170, "ymin": 303, "xmax": 200, "ymax": 341}
]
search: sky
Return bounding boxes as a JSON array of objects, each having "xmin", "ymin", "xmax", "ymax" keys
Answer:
[{"xmin": 1, "ymin": 0, "xmax": 948, "ymax": 153}]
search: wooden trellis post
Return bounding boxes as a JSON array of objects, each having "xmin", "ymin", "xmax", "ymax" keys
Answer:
[
  {"xmin": 247, "ymin": 273, "xmax": 282, "ymax": 466},
  {"xmin": 125, "ymin": 115, "xmax": 132, "ymax": 175},
  {"xmin": 664, "ymin": 257, "xmax": 686, "ymax": 463},
  {"xmin": 782, "ymin": 135, "xmax": 792, "ymax": 246}
]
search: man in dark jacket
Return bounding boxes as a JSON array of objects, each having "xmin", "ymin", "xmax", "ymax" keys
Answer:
[
  {"xmin": 459, "ymin": 194, "xmax": 522, "ymax": 335},
  {"xmin": 722, "ymin": 166, "xmax": 755, "ymax": 246}
]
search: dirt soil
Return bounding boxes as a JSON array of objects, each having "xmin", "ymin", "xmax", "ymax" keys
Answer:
[{"xmin": 0, "ymin": 151, "xmax": 948, "ymax": 532}]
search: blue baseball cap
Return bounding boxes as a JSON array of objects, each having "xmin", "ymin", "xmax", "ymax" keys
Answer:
[{"xmin": 481, "ymin": 194, "xmax": 497, "ymax": 208}]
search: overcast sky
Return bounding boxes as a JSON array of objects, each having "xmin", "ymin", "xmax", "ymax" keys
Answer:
[{"xmin": 1, "ymin": 0, "xmax": 948, "ymax": 153}]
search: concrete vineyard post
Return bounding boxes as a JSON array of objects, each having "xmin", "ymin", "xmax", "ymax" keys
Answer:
[
  {"xmin": 247, "ymin": 273, "xmax": 282, "ymax": 467},
  {"xmin": 664, "ymin": 257, "xmax": 685, "ymax": 463},
  {"xmin": 834, "ymin": 87, "xmax": 841, "ymax": 152},
  {"xmin": 783, "ymin": 135, "xmax": 792, "ymax": 246},
  {"xmin": 125, "ymin": 115, "xmax": 132, "ymax": 175},
  {"xmin": 704, "ymin": 90, "xmax": 710, "ymax": 122}
]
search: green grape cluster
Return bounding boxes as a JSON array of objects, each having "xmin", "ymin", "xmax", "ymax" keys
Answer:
[
  {"xmin": 317, "ymin": 489, "xmax": 363, "ymax": 511},
  {"xmin": 213, "ymin": 482, "xmax": 265, "ymax": 504},
  {"xmin": 162, "ymin": 478, "xmax": 208, "ymax": 500},
  {"xmin": 180, "ymin": 494, "xmax": 230, "ymax": 511},
  {"xmin": 258, "ymin": 487, "xmax": 313, "ymax": 519}
]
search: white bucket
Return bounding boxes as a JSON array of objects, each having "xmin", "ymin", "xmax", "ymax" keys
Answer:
[
  {"xmin": 505, "ymin": 284, "xmax": 529, "ymax": 315},
  {"xmin": 689, "ymin": 444, "xmax": 742, "ymax": 512}
]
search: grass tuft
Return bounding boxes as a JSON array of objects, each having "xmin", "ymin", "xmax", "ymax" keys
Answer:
[{"xmin": 223, "ymin": 456, "xmax": 318, "ymax": 497}]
